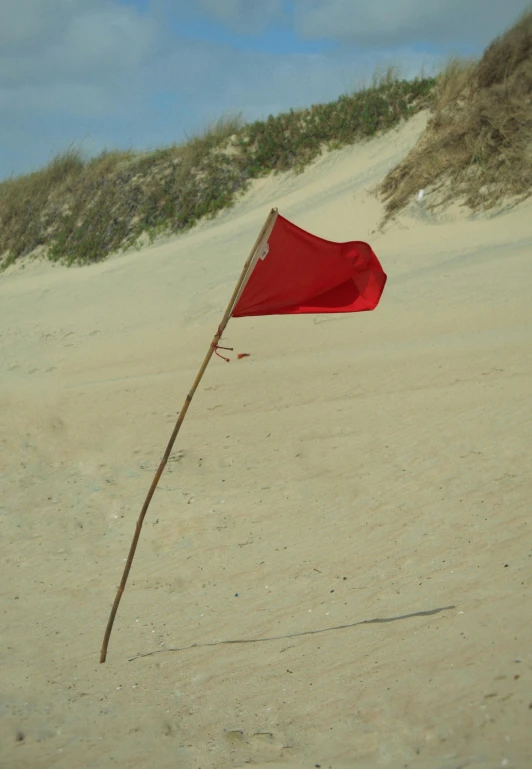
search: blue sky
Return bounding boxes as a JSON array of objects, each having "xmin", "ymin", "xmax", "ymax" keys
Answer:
[{"xmin": 1, "ymin": 0, "xmax": 529, "ymax": 180}]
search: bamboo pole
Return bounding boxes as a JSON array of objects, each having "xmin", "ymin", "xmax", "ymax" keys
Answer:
[{"xmin": 100, "ymin": 207, "xmax": 278, "ymax": 663}]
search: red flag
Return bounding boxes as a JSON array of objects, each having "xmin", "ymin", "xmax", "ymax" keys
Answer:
[{"xmin": 231, "ymin": 214, "xmax": 386, "ymax": 318}]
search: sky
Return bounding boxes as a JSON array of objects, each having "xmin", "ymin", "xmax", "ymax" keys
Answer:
[{"xmin": 1, "ymin": 0, "xmax": 530, "ymax": 180}]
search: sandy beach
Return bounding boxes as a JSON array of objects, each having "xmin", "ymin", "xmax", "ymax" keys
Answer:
[{"xmin": 1, "ymin": 113, "xmax": 531, "ymax": 768}]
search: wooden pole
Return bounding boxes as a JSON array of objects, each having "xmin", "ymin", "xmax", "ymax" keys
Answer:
[{"xmin": 100, "ymin": 208, "xmax": 278, "ymax": 663}]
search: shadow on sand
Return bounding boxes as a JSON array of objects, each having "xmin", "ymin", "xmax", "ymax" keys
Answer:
[{"xmin": 128, "ymin": 605, "xmax": 455, "ymax": 661}]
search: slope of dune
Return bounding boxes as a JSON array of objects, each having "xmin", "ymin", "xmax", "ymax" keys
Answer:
[
  {"xmin": 380, "ymin": 11, "xmax": 532, "ymax": 218},
  {"xmin": 1, "ymin": 112, "xmax": 531, "ymax": 769}
]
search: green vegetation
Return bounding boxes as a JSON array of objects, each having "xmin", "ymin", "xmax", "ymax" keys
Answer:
[
  {"xmin": 380, "ymin": 11, "xmax": 532, "ymax": 217},
  {"xmin": 0, "ymin": 72, "xmax": 435, "ymax": 268},
  {"xmin": 3, "ymin": 4, "xmax": 530, "ymax": 273}
]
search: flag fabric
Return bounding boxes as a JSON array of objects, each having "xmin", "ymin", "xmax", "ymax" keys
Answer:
[{"xmin": 231, "ymin": 214, "xmax": 386, "ymax": 318}]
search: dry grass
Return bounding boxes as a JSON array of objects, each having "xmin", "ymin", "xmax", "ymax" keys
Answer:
[
  {"xmin": 380, "ymin": 11, "xmax": 532, "ymax": 217},
  {"xmin": 0, "ymin": 75, "xmax": 436, "ymax": 268},
  {"xmin": 0, "ymin": 147, "xmax": 85, "ymax": 268},
  {"xmin": 0, "ymin": 117, "xmax": 249, "ymax": 267}
]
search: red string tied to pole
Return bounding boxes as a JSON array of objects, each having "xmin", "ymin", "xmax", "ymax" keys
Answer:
[
  {"xmin": 211, "ymin": 341, "xmax": 233, "ymax": 362},
  {"xmin": 211, "ymin": 325, "xmax": 233, "ymax": 362}
]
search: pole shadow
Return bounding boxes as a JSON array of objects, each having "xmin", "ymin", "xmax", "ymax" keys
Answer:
[{"xmin": 128, "ymin": 605, "xmax": 455, "ymax": 661}]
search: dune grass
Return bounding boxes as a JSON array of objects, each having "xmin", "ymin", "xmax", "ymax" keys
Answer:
[
  {"xmin": 2, "ymin": 12, "xmax": 531, "ymax": 270},
  {"xmin": 0, "ymin": 72, "xmax": 435, "ymax": 269},
  {"xmin": 380, "ymin": 11, "xmax": 532, "ymax": 217}
]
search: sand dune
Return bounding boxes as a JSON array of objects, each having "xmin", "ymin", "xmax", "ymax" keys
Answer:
[{"xmin": 1, "ymin": 114, "xmax": 531, "ymax": 769}]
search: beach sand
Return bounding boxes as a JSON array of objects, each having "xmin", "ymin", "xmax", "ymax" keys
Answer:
[{"xmin": 1, "ymin": 112, "xmax": 531, "ymax": 768}]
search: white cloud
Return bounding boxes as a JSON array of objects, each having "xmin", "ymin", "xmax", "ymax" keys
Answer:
[
  {"xmin": 155, "ymin": 0, "xmax": 530, "ymax": 47},
  {"xmin": 0, "ymin": 0, "xmax": 163, "ymax": 176},
  {"xmin": 1, "ymin": 0, "xmax": 50, "ymax": 45},
  {"xmin": 0, "ymin": 3, "xmax": 159, "ymax": 86},
  {"xmin": 195, "ymin": 0, "xmax": 286, "ymax": 32},
  {"xmin": 293, "ymin": 0, "xmax": 531, "ymax": 47},
  {"xmin": 50, "ymin": 7, "xmax": 160, "ymax": 77},
  {"xmin": 0, "ymin": 0, "xmax": 528, "ymax": 179},
  {"xmin": 0, "ymin": 0, "xmax": 103, "ymax": 47}
]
